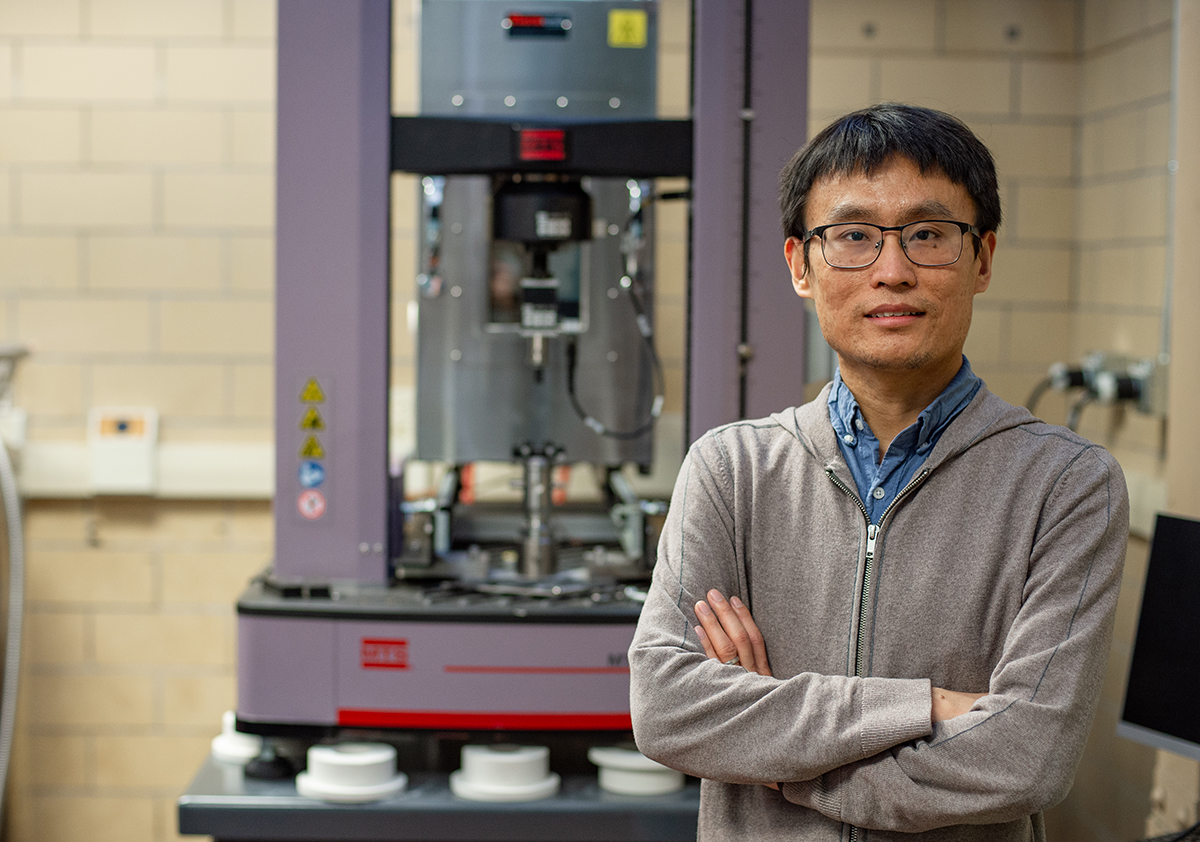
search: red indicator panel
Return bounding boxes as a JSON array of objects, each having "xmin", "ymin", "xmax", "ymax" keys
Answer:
[
  {"xmin": 503, "ymin": 13, "xmax": 571, "ymax": 37},
  {"xmin": 509, "ymin": 14, "xmax": 544, "ymax": 27},
  {"xmin": 519, "ymin": 128, "xmax": 568, "ymax": 162},
  {"xmin": 361, "ymin": 638, "xmax": 409, "ymax": 670}
]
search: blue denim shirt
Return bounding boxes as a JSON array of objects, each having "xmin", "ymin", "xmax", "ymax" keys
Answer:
[{"xmin": 828, "ymin": 357, "xmax": 982, "ymax": 524}]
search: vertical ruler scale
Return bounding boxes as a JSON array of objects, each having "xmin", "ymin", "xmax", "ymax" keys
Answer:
[{"xmin": 274, "ymin": 0, "xmax": 391, "ymax": 583}]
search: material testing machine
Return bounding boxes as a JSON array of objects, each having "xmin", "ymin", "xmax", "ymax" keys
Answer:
[{"xmin": 235, "ymin": 0, "xmax": 692, "ymax": 762}]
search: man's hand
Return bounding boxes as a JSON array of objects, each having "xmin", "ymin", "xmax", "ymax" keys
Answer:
[
  {"xmin": 694, "ymin": 589, "xmax": 773, "ymax": 676},
  {"xmin": 931, "ymin": 687, "xmax": 986, "ymax": 722}
]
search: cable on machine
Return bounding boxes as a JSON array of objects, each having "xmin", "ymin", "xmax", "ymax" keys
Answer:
[
  {"xmin": 564, "ymin": 187, "xmax": 683, "ymax": 441},
  {"xmin": 565, "ymin": 282, "xmax": 665, "ymax": 440}
]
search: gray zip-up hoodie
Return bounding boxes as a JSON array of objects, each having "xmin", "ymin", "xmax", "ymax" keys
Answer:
[{"xmin": 629, "ymin": 384, "xmax": 1128, "ymax": 841}]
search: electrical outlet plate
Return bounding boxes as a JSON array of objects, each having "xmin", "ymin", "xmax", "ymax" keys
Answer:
[{"xmin": 87, "ymin": 407, "xmax": 158, "ymax": 494}]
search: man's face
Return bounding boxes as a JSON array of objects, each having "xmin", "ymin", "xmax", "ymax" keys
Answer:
[{"xmin": 785, "ymin": 155, "xmax": 996, "ymax": 385}]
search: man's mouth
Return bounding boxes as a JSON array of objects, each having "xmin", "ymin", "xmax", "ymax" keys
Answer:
[{"xmin": 866, "ymin": 310, "xmax": 923, "ymax": 318}]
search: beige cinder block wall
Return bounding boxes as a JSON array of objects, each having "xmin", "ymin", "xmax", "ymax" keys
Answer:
[
  {"xmin": 1043, "ymin": 2, "xmax": 1186, "ymax": 841},
  {"xmin": 0, "ymin": 0, "xmax": 1191, "ymax": 840},
  {"xmin": 0, "ymin": 1, "xmax": 279, "ymax": 840}
]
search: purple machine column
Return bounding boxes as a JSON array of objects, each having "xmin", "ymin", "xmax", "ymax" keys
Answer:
[
  {"xmin": 687, "ymin": 0, "xmax": 809, "ymax": 443},
  {"xmin": 274, "ymin": 0, "xmax": 391, "ymax": 583}
]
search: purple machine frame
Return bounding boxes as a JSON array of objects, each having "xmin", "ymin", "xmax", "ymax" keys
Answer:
[
  {"xmin": 273, "ymin": 0, "xmax": 391, "ymax": 585},
  {"xmin": 248, "ymin": 0, "xmax": 808, "ymax": 734},
  {"xmin": 688, "ymin": 0, "xmax": 810, "ymax": 442}
]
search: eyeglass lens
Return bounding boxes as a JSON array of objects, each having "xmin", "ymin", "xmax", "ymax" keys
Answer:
[{"xmin": 821, "ymin": 221, "xmax": 965, "ymax": 268}]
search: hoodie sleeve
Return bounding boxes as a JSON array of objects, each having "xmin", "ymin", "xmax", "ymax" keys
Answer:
[
  {"xmin": 779, "ymin": 445, "xmax": 1128, "ymax": 830},
  {"xmin": 628, "ymin": 433, "xmax": 933, "ymax": 785}
]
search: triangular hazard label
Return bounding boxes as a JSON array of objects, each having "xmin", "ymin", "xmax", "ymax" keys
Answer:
[
  {"xmin": 300, "ymin": 378, "xmax": 325, "ymax": 403},
  {"xmin": 299, "ymin": 408, "xmax": 325, "ymax": 430},
  {"xmin": 299, "ymin": 436, "xmax": 325, "ymax": 459}
]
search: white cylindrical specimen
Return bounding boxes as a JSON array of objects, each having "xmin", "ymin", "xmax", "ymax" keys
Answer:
[
  {"xmin": 450, "ymin": 744, "xmax": 560, "ymax": 802},
  {"xmin": 588, "ymin": 746, "xmax": 685, "ymax": 796}
]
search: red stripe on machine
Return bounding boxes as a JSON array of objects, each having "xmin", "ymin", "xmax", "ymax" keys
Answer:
[
  {"xmin": 338, "ymin": 709, "xmax": 633, "ymax": 730},
  {"xmin": 443, "ymin": 665, "xmax": 630, "ymax": 674}
]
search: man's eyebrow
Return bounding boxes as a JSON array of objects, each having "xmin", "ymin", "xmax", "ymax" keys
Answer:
[
  {"xmin": 821, "ymin": 204, "xmax": 874, "ymax": 225},
  {"xmin": 818, "ymin": 200, "xmax": 961, "ymax": 226}
]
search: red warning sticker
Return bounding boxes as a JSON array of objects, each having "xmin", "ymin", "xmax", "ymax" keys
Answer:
[
  {"xmin": 297, "ymin": 489, "xmax": 326, "ymax": 520},
  {"xmin": 361, "ymin": 638, "xmax": 409, "ymax": 670}
]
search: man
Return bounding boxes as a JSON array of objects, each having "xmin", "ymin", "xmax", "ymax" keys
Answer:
[{"xmin": 628, "ymin": 104, "xmax": 1128, "ymax": 841}]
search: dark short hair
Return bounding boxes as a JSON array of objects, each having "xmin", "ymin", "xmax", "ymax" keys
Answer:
[{"xmin": 779, "ymin": 103, "xmax": 1002, "ymax": 246}]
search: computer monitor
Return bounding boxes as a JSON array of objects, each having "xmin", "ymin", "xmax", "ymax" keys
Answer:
[{"xmin": 1117, "ymin": 513, "xmax": 1200, "ymax": 762}]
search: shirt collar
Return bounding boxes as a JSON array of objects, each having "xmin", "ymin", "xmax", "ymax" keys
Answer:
[{"xmin": 827, "ymin": 357, "xmax": 981, "ymax": 453}]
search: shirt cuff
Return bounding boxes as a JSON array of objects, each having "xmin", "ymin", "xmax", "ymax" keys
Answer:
[{"xmin": 860, "ymin": 677, "xmax": 933, "ymax": 757}]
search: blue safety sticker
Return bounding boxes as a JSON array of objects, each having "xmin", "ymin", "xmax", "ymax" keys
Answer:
[{"xmin": 298, "ymin": 460, "xmax": 326, "ymax": 489}]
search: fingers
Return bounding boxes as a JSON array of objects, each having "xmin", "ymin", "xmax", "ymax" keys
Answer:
[
  {"xmin": 728, "ymin": 594, "xmax": 772, "ymax": 677},
  {"xmin": 694, "ymin": 589, "xmax": 773, "ymax": 677},
  {"xmin": 694, "ymin": 622, "xmax": 719, "ymax": 660}
]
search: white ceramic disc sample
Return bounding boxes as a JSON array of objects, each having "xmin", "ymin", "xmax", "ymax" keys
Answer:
[
  {"xmin": 296, "ymin": 770, "xmax": 408, "ymax": 803},
  {"xmin": 296, "ymin": 742, "xmax": 407, "ymax": 803},
  {"xmin": 449, "ymin": 769, "xmax": 561, "ymax": 802},
  {"xmin": 308, "ymin": 743, "xmax": 397, "ymax": 787},
  {"xmin": 451, "ymin": 744, "xmax": 560, "ymax": 802},
  {"xmin": 588, "ymin": 746, "xmax": 684, "ymax": 795}
]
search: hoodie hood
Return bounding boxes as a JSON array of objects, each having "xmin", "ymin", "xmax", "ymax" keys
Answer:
[{"xmin": 769, "ymin": 380, "xmax": 1062, "ymax": 477}]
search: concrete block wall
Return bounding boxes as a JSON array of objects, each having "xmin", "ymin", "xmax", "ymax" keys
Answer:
[
  {"xmin": 0, "ymin": 0, "xmax": 277, "ymax": 444},
  {"xmin": 12, "ymin": 500, "xmax": 271, "ymax": 841},
  {"xmin": 1054, "ymin": 4, "xmax": 1193, "ymax": 841},
  {"xmin": 0, "ymin": 0, "xmax": 1189, "ymax": 840},
  {"xmin": 0, "ymin": 1, "xmax": 278, "ymax": 839},
  {"xmin": 1072, "ymin": 1, "xmax": 1173, "ymax": 477}
]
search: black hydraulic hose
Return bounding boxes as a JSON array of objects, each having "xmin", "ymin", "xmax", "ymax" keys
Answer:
[
  {"xmin": 566, "ymin": 286, "xmax": 665, "ymax": 441},
  {"xmin": 567, "ymin": 185, "xmax": 682, "ymax": 441}
]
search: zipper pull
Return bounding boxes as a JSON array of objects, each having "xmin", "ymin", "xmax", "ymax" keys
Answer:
[{"xmin": 865, "ymin": 524, "xmax": 878, "ymax": 561}]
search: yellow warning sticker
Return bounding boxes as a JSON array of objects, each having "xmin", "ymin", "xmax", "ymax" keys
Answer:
[
  {"xmin": 300, "ymin": 378, "xmax": 325, "ymax": 403},
  {"xmin": 299, "ymin": 436, "xmax": 325, "ymax": 459},
  {"xmin": 299, "ymin": 408, "xmax": 325, "ymax": 431},
  {"xmin": 608, "ymin": 9, "xmax": 648, "ymax": 48}
]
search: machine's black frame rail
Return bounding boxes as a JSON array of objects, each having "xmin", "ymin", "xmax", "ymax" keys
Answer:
[{"xmin": 391, "ymin": 117, "xmax": 694, "ymax": 177}]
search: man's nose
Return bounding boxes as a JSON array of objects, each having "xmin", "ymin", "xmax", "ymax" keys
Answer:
[{"xmin": 871, "ymin": 231, "xmax": 917, "ymax": 285}]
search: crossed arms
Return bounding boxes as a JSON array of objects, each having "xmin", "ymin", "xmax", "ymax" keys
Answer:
[{"xmin": 693, "ymin": 588, "xmax": 986, "ymax": 729}]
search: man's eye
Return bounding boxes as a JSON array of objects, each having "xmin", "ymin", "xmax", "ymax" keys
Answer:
[
  {"xmin": 836, "ymin": 228, "xmax": 872, "ymax": 243},
  {"xmin": 908, "ymin": 226, "xmax": 945, "ymax": 242}
]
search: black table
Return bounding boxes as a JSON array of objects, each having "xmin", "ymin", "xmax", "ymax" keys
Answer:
[{"xmin": 178, "ymin": 756, "xmax": 700, "ymax": 841}]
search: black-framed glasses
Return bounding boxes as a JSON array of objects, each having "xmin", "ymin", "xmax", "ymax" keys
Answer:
[{"xmin": 802, "ymin": 220, "xmax": 981, "ymax": 269}]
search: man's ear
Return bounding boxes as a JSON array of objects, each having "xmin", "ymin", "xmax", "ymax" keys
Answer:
[
  {"xmin": 784, "ymin": 237, "xmax": 812, "ymax": 299},
  {"xmin": 974, "ymin": 230, "xmax": 997, "ymax": 294}
]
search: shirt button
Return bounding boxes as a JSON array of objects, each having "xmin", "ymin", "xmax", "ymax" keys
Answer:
[
  {"xmin": 842, "ymin": 434, "xmax": 855, "ymax": 445},
  {"xmin": 855, "ymin": 419, "xmax": 864, "ymax": 431},
  {"xmin": 872, "ymin": 487, "xmax": 886, "ymax": 500}
]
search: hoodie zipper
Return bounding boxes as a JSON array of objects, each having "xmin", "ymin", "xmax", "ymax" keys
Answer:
[{"xmin": 825, "ymin": 467, "xmax": 931, "ymax": 842}]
